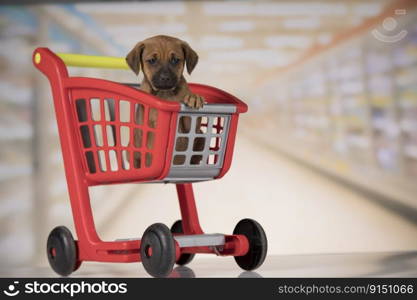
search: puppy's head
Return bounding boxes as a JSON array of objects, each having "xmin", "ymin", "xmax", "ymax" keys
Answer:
[{"xmin": 126, "ymin": 35, "xmax": 198, "ymax": 91}]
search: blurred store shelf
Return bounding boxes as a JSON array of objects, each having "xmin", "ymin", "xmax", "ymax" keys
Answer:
[{"xmin": 252, "ymin": 5, "xmax": 417, "ymax": 209}]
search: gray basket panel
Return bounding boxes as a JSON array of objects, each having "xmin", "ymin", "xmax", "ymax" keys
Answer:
[
  {"xmin": 161, "ymin": 103, "xmax": 234, "ymax": 182},
  {"xmin": 172, "ymin": 114, "xmax": 229, "ymax": 167},
  {"xmin": 179, "ymin": 103, "xmax": 236, "ymax": 114},
  {"xmin": 164, "ymin": 168, "xmax": 221, "ymax": 182}
]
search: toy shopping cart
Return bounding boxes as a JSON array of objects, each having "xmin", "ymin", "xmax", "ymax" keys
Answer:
[{"xmin": 33, "ymin": 47, "xmax": 267, "ymax": 277}]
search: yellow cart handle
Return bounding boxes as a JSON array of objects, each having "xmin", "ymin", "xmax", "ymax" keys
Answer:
[{"xmin": 56, "ymin": 53, "xmax": 129, "ymax": 70}]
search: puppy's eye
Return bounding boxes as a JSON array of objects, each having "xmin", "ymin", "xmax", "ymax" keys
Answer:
[
  {"xmin": 170, "ymin": 57, "xmax": 180, "ymax": 65},
  {"xmin": 147, "ymin": 58, "xmax": 157, "ymax": 65}
]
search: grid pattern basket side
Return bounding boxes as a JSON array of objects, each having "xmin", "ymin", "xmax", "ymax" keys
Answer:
[
  {"xmin": 171, "ymin": 112, "xmax": 230, "ymax": 169},
  {"xmin": 69, "ymin": 89, "xmax": 171, "ymax": 183}
]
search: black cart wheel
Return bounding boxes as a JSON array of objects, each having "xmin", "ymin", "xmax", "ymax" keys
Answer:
[
  {"xmin": 140, "ymin": 223, "xmax": 176, "ymax": 278},
  {"xmin": 47, "ymin": 226, "xmax": 78, "ymax": 276},
  {"xmin": 233, "ymin": 219, "xmax": 267, "ymax": 271},
  {"xmin": 170, "ymin": 220, "xmax": 195, "ymax": 266}
]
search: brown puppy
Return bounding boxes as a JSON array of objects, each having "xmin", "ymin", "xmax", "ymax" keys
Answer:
[
  {"xmin": 126, "ymin": 35, "xmax": 204, "ymax": 108},
  {"xmin": 126, "ymin": 35, "xmax": 204, "ymax": 167}
]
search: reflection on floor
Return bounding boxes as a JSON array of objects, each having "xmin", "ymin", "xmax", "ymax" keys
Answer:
[{"xmin": 2, "ymin": 252, "xmax": 417, "ymax": 277}]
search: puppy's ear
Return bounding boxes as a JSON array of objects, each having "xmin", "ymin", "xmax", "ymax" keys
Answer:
[
  {"xmin": 182, "ymin": 41, "xmax": 198, "ymax": 74},
  {"xmin": 126, "ymin": 42, "xmax": 145, "ymax": 75}
]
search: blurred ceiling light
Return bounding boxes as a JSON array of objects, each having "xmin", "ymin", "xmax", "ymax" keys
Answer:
[
  {"xmin": 105, "ymin": 23, "xmax": 188, "ymax": 36},
  {"xmin": 76, "ymin": 2, "xmax": 185, "ymax": 15},
  {"xmin": 199, "ymin": 62, "xmax": 250, "ymax": 73},
  {"xmin": 218, "ymin": 21, "xmax": 255, "ymax": 32},
  {"xmin": 199, "ymin": 36, "xmax": 243, "ymax": 49},
  {"xmin": 353, "ymin": 3, "xmax": 382, "ymax": 17},
  {"xmin": 203, "ymin": 2, "xmax": 347, "ymax": 16},
  {"xmin": 207, "ymin": 49, "xmax": 296, "ymax": 68},
  {"xmin": 203, "ymin": 3, "xmax": 252, "ymax": 15},
  {"xmin": 265, "ymin": 35, "xmax": 312, "ymax": 48},
  {"xmin": 317, "ymin": 33, "xmax": 332, "ymax": 45},
  {"xmin": 255, "ymin": 3, "xmax": 347, "ymax": 16},
  {"xmin": 114, "ymin": 35, "xmax": 194, "ymax": 49},
  {"xmin": 351, "ymin": 17, "xmax": 365, "ymax": 26},
  {"xmin": 283, "ymin": 17, "xmax": 320, "ymax": 29}
]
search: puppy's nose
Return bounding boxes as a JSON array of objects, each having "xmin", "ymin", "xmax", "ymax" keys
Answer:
[{"xmin": 160, "ymin": 73, "xmax": 170, "ymax": 82}]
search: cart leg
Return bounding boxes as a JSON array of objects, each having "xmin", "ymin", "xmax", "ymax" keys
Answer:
[
  {"xmin": 68, "ymin": 181, "xmax": 101, "ymax": 261},
  {"xmin": 65, "ymin": 180, "xmax": 140, "ymax": 263},
  {"xmin": 176, "ymin": 183, "xmax": 203, "ymax": 235}
]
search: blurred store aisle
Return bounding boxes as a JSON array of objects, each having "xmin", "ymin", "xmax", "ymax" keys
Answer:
[{"xmin": 97, "ymin": 134, "xmax": 417, "ymax": 256}]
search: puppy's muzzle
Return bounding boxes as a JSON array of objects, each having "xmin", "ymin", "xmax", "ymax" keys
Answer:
[{"xmin": 152, "ymin": 68, "xmax": 177, "ymax": 90}]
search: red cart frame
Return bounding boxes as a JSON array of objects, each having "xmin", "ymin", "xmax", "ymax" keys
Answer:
[{"xmin": 33, "ymin": 47, "xmax": 266, "ymax": 277}]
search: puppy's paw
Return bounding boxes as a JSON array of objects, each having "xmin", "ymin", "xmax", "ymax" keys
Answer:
[{"xmin": 183, "ymin": 93, "xmax": 205, "ymax": 109}]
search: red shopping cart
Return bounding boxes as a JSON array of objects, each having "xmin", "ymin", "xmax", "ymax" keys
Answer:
[{"xmin": 33, "ymin": 47, "xmax": 267, "ymax": 277}]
